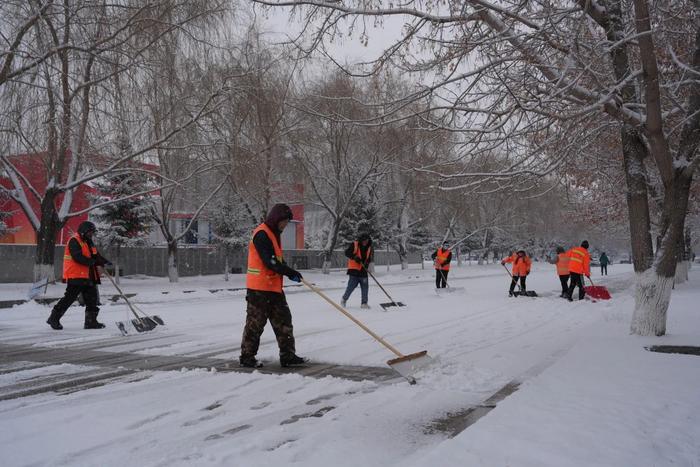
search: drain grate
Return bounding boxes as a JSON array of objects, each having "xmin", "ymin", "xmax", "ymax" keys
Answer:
[{"xmin": 646, "ymin": 345, "xmax": 700, "ymax": 356}]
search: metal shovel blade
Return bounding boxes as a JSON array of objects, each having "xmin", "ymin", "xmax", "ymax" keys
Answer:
[
  {"xmin": 435, "ymin": 287, "xmax": 464, "ymax": 294},
  {"xmin": 132, "ymin": 317, "xmax": 159, "ymax": 333},
  {"xmin": 379, "ymin": 301, "xmax": 406, "ymax": 310},
  {"xmin": 148, "ymin": 315, "xmax": 165, "ymax": 325},
  {"xmin": 387, "ymin": 350, "xmax": 432, "ymax": 384}
]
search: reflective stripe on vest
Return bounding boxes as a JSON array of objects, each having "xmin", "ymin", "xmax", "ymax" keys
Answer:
[
  {"xmin": 62, "ymin": 234, "xmax": 96, "ymax": 280},
  {"xmin": 347, "ymin": 241, "xmax": 371, "ymax": 271},
  {"xmin": 568, "ymin": 247, "xmax": 588, "ymax": 274},
  {"xmin": 246, "ymin": 223, "xmax": 284, "ymax": 293},
  {"xmin": 556, "ymin": 252, "xmax": 570, "ymax": 275},
  {"xmin": 435, "ymin": 248, "xmax": 451, "ymax": 271}
]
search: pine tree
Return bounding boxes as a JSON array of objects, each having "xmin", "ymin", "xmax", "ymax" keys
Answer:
[
  {"xmin": 338, "ymin": 192, "xmax": 386, "ymax": 247},
  {"xmin": 91, "ymin": 172, "xmax": 153, "ymax": 283}
]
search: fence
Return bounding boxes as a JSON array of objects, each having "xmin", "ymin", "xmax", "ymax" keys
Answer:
[{"xmin": 0, "ymin": 244, "xmax": 421, "ymax": 283}]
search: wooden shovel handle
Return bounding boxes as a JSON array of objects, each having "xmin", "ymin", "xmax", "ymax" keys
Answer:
[{"xmin": 301, "ymin": 278, "xmax": 404, "ymax": 358}]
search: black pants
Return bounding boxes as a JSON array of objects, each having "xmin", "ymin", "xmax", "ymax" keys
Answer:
[
  {"xmin": 509, "ymin": 275, "xmax": 526, "ymax": 294},
  {"xmin": 51, "ymin": 284, "xmax": 100, "ymax": 322},
  {"xmin": 559, "ymin": 274, "xmax": 570, "ymax": 294},
  {"xmin": 435, "ymin": 269, "xmax": 449, "ymax": 288},
  {"xmin": 601, "ymin": 265, "xmax": 608, "ymax": 275},
  {"xmin": 567, "ymin": 272, "xmax": 585, "ymax": 300}
]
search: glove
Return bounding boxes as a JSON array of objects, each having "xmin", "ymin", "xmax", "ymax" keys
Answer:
[
  {"xmin": 287, "ymin": 270, "xmax": 303, "ymax": 283},
  {"xmin": 355, "ymin": 256, "xmax": 363, "ymax": 263},
  {"xmin": 500, "ymin": 260, "xmax": 506, "ymax": 265}
]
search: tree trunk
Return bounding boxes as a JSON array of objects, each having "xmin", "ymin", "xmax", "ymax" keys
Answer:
[
  {"xmin": 631, "ymin": 173, "xmax": 693, "ymax": 336},
  {"xmin": 224, "ymin": 254, "xmax": 229, "ymax": 282},
  {"xmin": 167, "ymin": 240, "xmax": 179, "ymax": 283},
  {"xmin": 322, "ymin": 218, "xmax": 342, "ymax": 274},
  {"xmin": 34, "ymin": 192, "xmax": 61, "ymax": 282},
  {"xmin": 621, "ymin": 127, "xmax": 655, "ymax": 273},
  {"xmin": 114, "ymin": 245, "xmax": 121, "ymax": 285}
]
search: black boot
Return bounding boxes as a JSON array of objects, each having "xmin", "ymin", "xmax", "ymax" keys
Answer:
[
  {"xmin": 239, "ymin": 356, "xmax": 263, "ymax": 368},
  {"xmin": 84, "ymin": 312, "xmax": 105, "ymax": 329},
  {"xmin": 280, "ymin": 354, "xmax": 308, "ymax": 367},
  {"xmin": 46, "ymin": 309, "xmax": 64, "ymax": 330}
]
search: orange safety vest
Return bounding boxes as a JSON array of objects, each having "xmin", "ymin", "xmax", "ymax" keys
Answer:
[
  {"xmin": 246, "ymin": 223, "xmax": 284, "ymax": 293},
  {"xmin": 62, "ymin": 234, "xmax": 97, "ymax": 280},
  {"xmin": 434, "ymin": 248, "xmax": 451, "ymax": 271},
  {"xmin": 567, "ymin": 246, "xmax": 590, "ymax": 275},
  {"xmin": 347, "ymin": 241, "xmax": 372, "ymax": 271},
  {"xmin": 556, "ymin": 252, "xmax": 570, "ymax": 276},
  {"xmin": 503, "ymin": 252, "xmax": 531, "ymax": 276}
]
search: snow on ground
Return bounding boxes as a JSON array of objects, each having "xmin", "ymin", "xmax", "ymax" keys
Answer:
[{"xmin": 0, "ymin": 262, "xmax": 698, "ymax": 466}]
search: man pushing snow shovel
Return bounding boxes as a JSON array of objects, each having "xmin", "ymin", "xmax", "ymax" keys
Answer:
[
  {"xmin": 46, "ymin": 221, "xmax": 112, "ymax": 330},
  {"xmin": 238, "ymin": 204, "xmax": 307, "ymax": 369}
]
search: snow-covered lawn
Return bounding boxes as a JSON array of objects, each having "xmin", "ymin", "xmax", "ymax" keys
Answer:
[{"xmin": 1, "ymin": 263, "xmax": 698, "ymax": 466}]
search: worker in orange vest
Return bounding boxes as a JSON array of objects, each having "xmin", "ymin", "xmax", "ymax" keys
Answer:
[
  {"xmin": 553, "ymin": 246, "xmax": 570, "ymax": 297},
  {"xmin": 46, "ymin": 221, "xmax": 112, "ymax": 330},
  {"xmin": 501, "ymin": 250, "xmax": 532, "ymax": 297},
  {"xmin": 431, "ymin": 241, "xmax": 452, "ymax": 289},
  {"xmin": 566, "ymin": 240, "xmax": 591, "ymax": 301},
  {"xmin": 239, "ymin": 204, "xmax": 306, "ymax": 368},
  {"xmin": 341, "ymin": 232, "xmax": 373, "ymax": 309}
]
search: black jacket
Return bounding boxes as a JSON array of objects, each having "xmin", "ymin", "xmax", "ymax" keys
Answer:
[
  {"xmin": 66, "ymin": 236, "xmax": 110, "ymax": 286},
  {"xmin": 345, "ymin": 240, "xmax": 373, "ymax": 277}
]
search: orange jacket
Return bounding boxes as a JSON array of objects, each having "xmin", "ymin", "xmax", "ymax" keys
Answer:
[
  {"xmin": 246, "ymin": 223, "xmax": 284, "ymax": 293},
  {"xmin": 503, "ymin": 252, "xmax": 531, "ymax": 276},
  {"xmin": 556, "ymin": 252, "xmax": 570, "ymax": 276},
  {"xmin": 62, "ymin": 234, "xmax": 98, "ymax": 281},
  {"xmin": 434, "ymin": 248, "xmax": 451, "ymax": 271},
  {"xmin": 567, "ymin": 246, "xmax": 591, "ymax": 275},
  {"xmin": 347, "ymin": 241, "xmax": 372, "ymax": 272}
]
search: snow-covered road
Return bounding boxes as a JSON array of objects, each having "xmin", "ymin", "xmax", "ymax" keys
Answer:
[{"xmin": 2, "ymin": 263, "xmax": 698, "ymax": 466}]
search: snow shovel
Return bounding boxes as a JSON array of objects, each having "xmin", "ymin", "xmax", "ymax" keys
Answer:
[
  {"xmin": 362, "ymin": 266, "xmax": 406, "ymax": 310},
  {"xmin": 301, "ymin": 278, "xmax": 431, "ymax": 384},
  {"xmin": 501, "ymin": 263, "xmax": 537, "ymax": 297},
  {"xmin": 104, "ymin": 270, "xmax": 164, "ymax": 335},
  {"xmin": 583, "ymin": 276, "xmax": 611, "ymax": 300}
]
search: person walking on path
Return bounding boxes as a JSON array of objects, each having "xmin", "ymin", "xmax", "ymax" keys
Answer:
[
  {"xmin": 431, "ymin": 241, "xmax": 452, "ymax": 289},
  {"xmin": 501, "ymin": 250, "xmax": 532, "ymax": 297},
  {"xmin": 600, "ymin": 252, "xmax": 610, "ymax": 275},
  {"xmin": 46, "ymin": 221, "xmax": 112, "ymax": 330},
  {"xmin": 341, "ymin": 232, "xmax": 373, "ymax": 309},
  {"xmin": 239, "ymin": 203, "xmax": 306, "ymax": 368},
  {"xmin": 550, "ymin": 246, "xmax": 570, "ymax": 297},
  {"xmin": 566, "ymin": 240, "xmax": 591, "ymax": 301}
]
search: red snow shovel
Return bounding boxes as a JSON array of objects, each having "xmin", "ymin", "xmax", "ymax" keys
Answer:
[
  {"xmin": 301, "ymin": 278, "xmax": 430, "ymax": 384},
  {"xmin": 583, "ymin": 276, "xmax": 611, "ymax": 300}
]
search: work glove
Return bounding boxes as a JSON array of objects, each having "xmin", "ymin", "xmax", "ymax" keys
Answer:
[{"xmin": 287, "ymin": 270, "xmax": 303, "ymax": 283}]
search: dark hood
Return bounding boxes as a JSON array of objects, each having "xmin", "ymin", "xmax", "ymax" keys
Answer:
[{"xmin": 264, "ymin": 203, "xmax": 294, "ymax": 233}]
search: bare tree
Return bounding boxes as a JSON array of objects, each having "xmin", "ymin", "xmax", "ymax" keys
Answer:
[
  {"xmin": 252, "ymin": 0, "xmax": 700, "ymax": 336},
  {"xmin": 0, "ymin": 0, "xmax": 227, "ymax": 280}
]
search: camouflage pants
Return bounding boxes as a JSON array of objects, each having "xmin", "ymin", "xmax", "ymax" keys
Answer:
[{"xmin": 240, "ymin": 291, "xmax": 296, "ymax": 359}]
